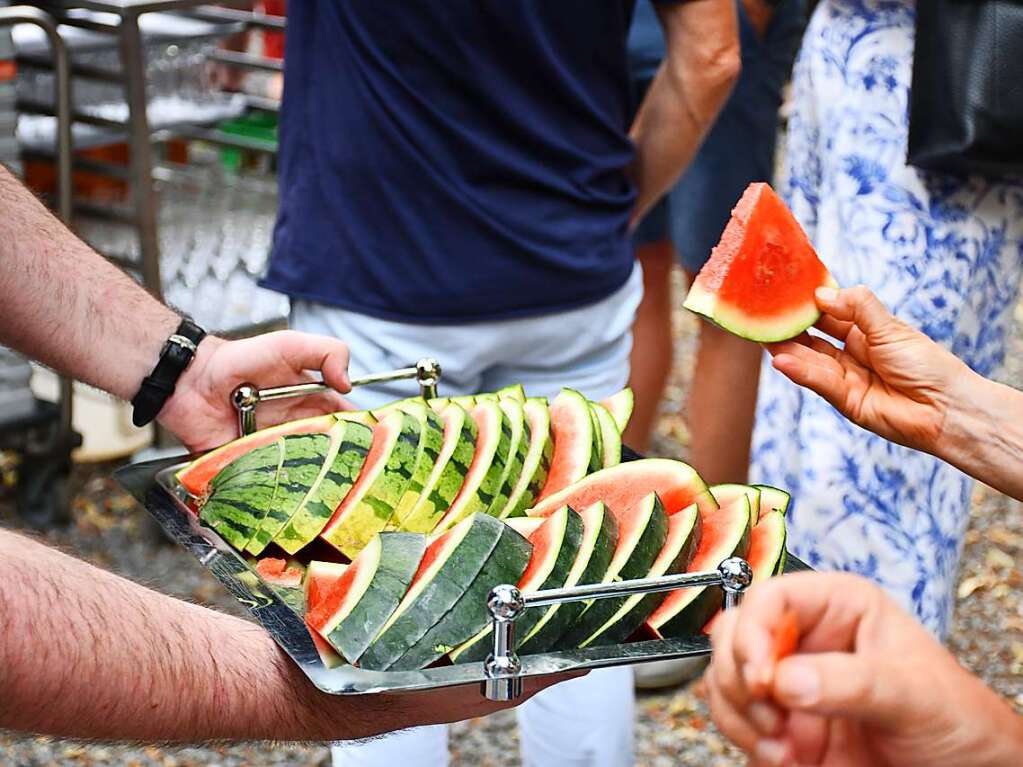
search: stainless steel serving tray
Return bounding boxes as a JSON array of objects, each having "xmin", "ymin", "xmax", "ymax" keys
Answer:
[{"xmin": 116, "ymin": 451, "xmax": 809, "ymax": 698}]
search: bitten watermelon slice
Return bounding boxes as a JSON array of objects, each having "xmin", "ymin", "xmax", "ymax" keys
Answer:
[
  {"xmin": 710, "ymin": 484, "xmax": 761, "ymax": 521},
  {"xmin": 360, "ymin": 513, "xmax": 531, "ymax": 671},
  {"xmin": 179, "ymin": 414, "xmax": 335, "ymax": 497},
  {"xmin": 683, "ymin": 182, "xmax": 838, "ymax": 343},
  {"xmin": 388, "ymin": 402, "xmax": 446, "ymax": 530},
  {"xmin": 432, "ymin": 401, "xmax": 512, "ymax": 534},
  {"xmin": 754, "ymin": 484, "xmax": 791, "ymax": 519},
  {"xmin": 450, "ymin": 506, "xmax": 584, "ymax": 664},
  {"xmin": 306, "ymin": 532, "xmax": 427, "ymax": 663},
  {"xmin": 529, "ymin": 458, "xmax": 718, "ymax": 520},
  {"xmin": 645, "ymin": 495, "xmax": 753, "ymax": 638},
  {"xmin": 578, "ymin": 504, "xmax": 701, "ymax": 648},
  {"xmin": 601, "ymin": 388, "xmax": 634, "ymax": 433},
  {"xmin": 557, "ymin": 493, "xmax": 669, "ymax": 649},
  {"xmin": 702, "ymin": 509, "xmax": 787, "ymax": 634},
  {"xmin": 536, "ymin": 389, "xmax": 594, "ymax": 501},
  {"xmin": 591, "ymin": 403, "xmax": 622, "ymax": 468},
  {"xmin": 399, "ymin": 402, "xmax": 478, "ymax": 534},
  {"xmin": 518, "ymin": 502, "xmax": 618, "ymax": 655},
  {"xmin": 320, "ymin": 411, "xmax": 423, "ymax": 558},
  {"xmin": 485, "ymin": 399, "xmax": 530, "ymax": 517},
  {"xmin": 503, "ymin": 398, "xmax": 554, "ymax": 519}
]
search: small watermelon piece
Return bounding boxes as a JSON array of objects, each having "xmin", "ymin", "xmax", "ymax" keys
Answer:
[
  {"xmin": 591, "ymin": 402, "xmax": 622, "ymax": 468},
  {"xmin": 273, "ymin": 421, "xmax": 376, "ymax": 554},
  {"xmin": 517, "ymin": 502, "xmax": 618, "ymax": 655},
  {"xmin": 645, "ymin": 495, "xmax": 753, "ymax": 639},
  {"xmin": 600, "ymin": 388, "xmax": 634, "ymax": 433},
  {"xmin": 702, "ymin": 509, "xmax": 787, "ymax": 634},
  {"xmin": 682, "ymin": 182, "xmax": 838, "ymax": 343},
  {"xmin": 359, "ymin": 513, "xmax": 531, "ymax": 671},
  {"xmin": 256, "ymin": 557, "xmax": 306, "ymax": 588},
  {"xmin": 199, "ymin": 439, "xmax": 286, "ymax": 550},
  {"xmin": 557, "ymin": 493, "xmax": 669, "ymax": 649},
  {"xmin": 388, "ymin": 402, "xmax": 446, "ymax": 530},
  {"xmin": 399, "ymin": 402, "xmax": 478, "ymax": 533},
  {"xmin": 710, "ymin": 484, "xmax": 761, "ymax": 520},
  {"xmin": 306, "ymin": 532, "xmax": 427, "ymax": 663},
  {"xmin": 486, "ymin": 399, "xmax": 530, "ymax": 517},
  {"xmin": 529, "ymin": 458, "xmax": 718, "ymax": 520},
  {"xmin": 177, "ymin": 414, "xmax": 335, "ymax": 497},
  {"xmin": 320, "ymin": 411, "xmax": 423, "ymax": 558},
  {"xmin": 432, "ymin": 401, "xmax": 513, "ymax": 534},
  {"xmin": 578, "ymin": 503, "xmax": 701, "ymax": 648},
  {"xmin": 305, "ymin": 560, "xmax": 349, "ymax": 614},
  {"xmin": 502, "ymin": 398, "xmax": 555, "ymax": 519},
  {"xmin": 754, "ymin": 484, "xmax": 791, "ymax": 519},
  {"xmin": 536, "ymin": 389, "xmax": 594, "ymax": 501},
  {"xmin": 450, "ymin": 506, "xmax": 584, "ymax": 664}
]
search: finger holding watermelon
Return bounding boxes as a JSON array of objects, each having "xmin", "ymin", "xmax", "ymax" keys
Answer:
[{"xmin": 706, "ymin": 573, "xmax": 1023, "ymax": 767}]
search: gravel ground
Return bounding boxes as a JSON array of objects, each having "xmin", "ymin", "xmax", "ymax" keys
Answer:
[{"xmin": 1, "ymin": 272, "xmax": 1021, "ymax": 766}]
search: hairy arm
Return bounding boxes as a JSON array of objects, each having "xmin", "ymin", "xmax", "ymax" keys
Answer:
[
  {"xmin": 0, "ymin": 530, "xmax": 547, "ymax": 742},
  {"xmin": 628, "ymin": 0, "xmax": 740, "ymax": 225}
]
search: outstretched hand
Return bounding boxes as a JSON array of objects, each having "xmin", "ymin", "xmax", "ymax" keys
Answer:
[
  {"xmin": 767, "ymin": 286, "xmax": 973, "ymax": 455},
  {"xmin": 157, "ymin": 331, "xmax": 355, "ymax": 451},
  {"xmin": 706, "ymin": 573, "xmax": 1023, "ymax": 767}
]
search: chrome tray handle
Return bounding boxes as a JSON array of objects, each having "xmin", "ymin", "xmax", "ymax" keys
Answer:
[
  {"xmin": 482, "ymin": 557, "xmax": 754, "ymax": 701},
  {"xmin": 231, "ymin": 357, "xmax": 442, "ymax": 437}
]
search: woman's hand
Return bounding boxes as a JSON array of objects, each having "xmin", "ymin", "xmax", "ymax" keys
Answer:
[
  {"xmin": 158, "ymin": 331, "xmax": 355, "ymax": 451},
  {"xmin": 706, "ymin": 572, "xmax": 1023, "ymax": 767},
  {"xmin": 767, "ymin": 285, "xmax": 974, "ymax": 455}
]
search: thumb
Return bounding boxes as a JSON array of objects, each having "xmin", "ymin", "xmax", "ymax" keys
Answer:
[
  {"xmin": 816, "ymin": 285, "xmax": 896, "ymax": 338},
  {"xmin": 772, "ymin": 653, "xmax": 907, "ymax": 726}
]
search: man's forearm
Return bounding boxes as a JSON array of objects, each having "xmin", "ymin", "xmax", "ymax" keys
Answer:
[
  {"xmin": 628, "ymin": 0, "xmax": 740, "ymax": 224},
  {"xmin": 0, "ymin": 165, "xmax": 178, "ymax": 400}
]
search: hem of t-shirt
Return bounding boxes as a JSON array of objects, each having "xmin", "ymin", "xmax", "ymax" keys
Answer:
[{"xmin": 259, "ymin": 269, "xmax": 635, "ymax": 327}]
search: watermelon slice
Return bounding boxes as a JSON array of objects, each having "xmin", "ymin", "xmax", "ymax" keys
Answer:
[
  {"xmin": 702, "ymin": 509, "xmax": 787, "ymax": 634},
  {"xmin": 600, "ymin": 388, "xmax": 634, "ymax": 433},
  {"xmin": 255, "ymin": 557, "xmax": 306, "ymax": 588},
  {"xmin": 591, "ymin": 403, "xmax": 622, "ymax": 468},
  {"xmin": 450, "ymin": 506, "xmax": 584, "ymax": 664},
  {"xmin": 754, "ymin": 484, "xmax": 791, "ymax": 519},
  {"xmin": 557, "ymin": 493, "xmax": 669, "ymax": 648},
  {"xmin": 388, "ymin": 402, "xmax": 446, "ymax": 530},
  {"xmin": 517, "ymin": 502, "xmax": 618, "ymax": 655},
  {"xmin": 305, "ymin": 560, "xmax": 349, "ymax": 614},
  {"xmin": 320, "ymin": 411, "xmax": 423, "ymax": 558},
  {"xmin": 306, "ymin": 532, "xmax": 427, "ymax": 663},
  {"xmin": 398, "ymin": 402, "xmax": 478, "ymax": 534},
  {"xmin": 486, "ymin": 399, "xmax": 531, "ymax": 517},
  {"xmin": 588, "ymin": 407, "xmax": 604, "ymax": 473},
  {"xmin": 199, "ymin": 438, "xmax": 286, "ymax": 550},
  {"xmin": 709, "ymin": 484, "xmax": 761, "ymax": 521},
  {"xmin": 273, "ymin": 421, "xmax": 376, "ymax": 554},
  {"xmin": 502, "ymin": 398, "xmax": 555, "ymax": 519},
  {"xmin": 336, "ymin": 410, "xmax": 378, "ymax": 428},
  {"xmin": 497, "ymin": 384, "xmax": 526, "ymax": 402},
  {"xmin": 177, "ymin": 414, "xmax": 336, "ymax": 498},
  {"xmin": 529, "ymin": 458, "xmax": 718, "ymax": 520},
  {"xmin": 360, "ymin": 513, "xmax": 531, "ymax": 671},
  {"xmin": 682, "ymin": 182, "xmax": 838, "ymax": 343},
  {"xmin": 578, "ymin": 504, "xmax": 701, "ymax": 648},
  {"xmin": 645, "ymin": 495, "xmax": 753, "ymax": 638},
  {"xmin": 536, "ymin": 389, "xmax": 594, "ymax": 501},
  {"xmin": 311, "ymin": 632, "xmax": 346, "ymax": 669},
  {"xmin": 432, "ymin": 401, "xmax": 513, "ymax": 534}
]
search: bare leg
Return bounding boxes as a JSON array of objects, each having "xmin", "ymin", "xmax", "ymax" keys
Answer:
[
  {"xmin": 623, "ymin": 241, "xmax": 675, "ymax": 452},
  {"xmin": 685, "ymin": 269, "xmax": 762, "ymax": 484}
]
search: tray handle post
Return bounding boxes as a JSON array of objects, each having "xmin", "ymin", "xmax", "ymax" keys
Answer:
[
  {"xmin": 719, "ymin": 556, "xmax": 754, "ymax": 610},
  {"xmin": 231, "ymin": 357, "xmax": 443, "ymax": 437},
  {"xmin": 482, "ymin": 584, "xmax": 525, "ymax": 702}
]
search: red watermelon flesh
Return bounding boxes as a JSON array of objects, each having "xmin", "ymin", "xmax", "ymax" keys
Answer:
[
  {"xmin": 305, "ymin": 561, "xmax": 349, "ymax": 613},
  {"xmin": 536, "ymin": 389, "xmax": 594, "ymax": 501},
  {"xmin": 683, "ymin": 182, "xmax": 838, "ymax": 343},
  {"xmin": 176, "ymin": 414, "xmax": 335, "ymax": 497},
  {"xmin": 529, "ymin": 458, "xmax": 718, "ymax": 521},
  {"xmin": 255, "ymin": 557, "xmax": 305, "ymax": 588}
]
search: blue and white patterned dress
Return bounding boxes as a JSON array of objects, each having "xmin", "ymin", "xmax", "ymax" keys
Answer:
[{"xmin": 751, "ymin": 0, "xmax": 1023, "ymax": 636}]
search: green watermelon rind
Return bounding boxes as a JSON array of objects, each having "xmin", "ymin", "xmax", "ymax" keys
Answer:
[
  {"xmin": 753, "ymin": 484, "xmax": 792, "ymax": 519},
  {"xmin": 505, "ymin": 398, "xmax": 554, "ymax": 518},
  {"xmin": 199, "ymin": 439, "xmax": 285, "ymax": 550},
  {"xmin": 600, "ymin": 388, "xmax": 634, "ymax": 434},
  {"xmin": 389, "ymin": 403, "xmax": 446, "ymax": 529},
  {"xmin": 709, "ymin": 484, "xmax": 762, "ymax": 521},
  {"xmin": 486, "ymin": 399, "xmax": 530, "ymax": 518},
  {"xmin": 590, "ymin": 402, "xmax": 622, "ymax": 468}
]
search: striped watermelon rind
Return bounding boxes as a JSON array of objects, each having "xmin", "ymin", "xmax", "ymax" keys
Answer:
[
  {"xmin": 710, "ymin": 484, "xmax": 761, "ymax": 520},
  {"xmin": 517, "ymin": 502, "xmax": 618, "ymax": 655},
  {"xmin": 389, "ymin": 403, "xmax": 446, "ymax": 529},
  {"xmin": 591, "ymin": 402, "xmax": 622, "ymax": 468},
  {"xmin": 486, "ymin": 398, "xmax": 530, "ymax": 517},
  {"xmin": 307, "ymin": 532, "xmax": 427, "ymax": 664},
  {"xmin": 753, "ymin": 484, "xmax": 791, "ymax": 519},
  {"xmin": 588, "ymin": 406, "xmax": 604, "ymax": 474},
  {"xmin": 504, "ymin": 398, "xmax": 554, "ymax": 518}
]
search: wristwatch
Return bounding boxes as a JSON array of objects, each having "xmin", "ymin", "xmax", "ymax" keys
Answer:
[{"xmin": 131, "ymin": 318, "xmax": 207, "ymax": 427}]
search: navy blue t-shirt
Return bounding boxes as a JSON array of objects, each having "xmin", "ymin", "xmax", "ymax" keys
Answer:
[{"xmin": 264, "ymin": 1, "xmax": 648, "ymax": 323}]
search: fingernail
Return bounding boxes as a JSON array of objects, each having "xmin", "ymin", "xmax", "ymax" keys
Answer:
[
  {"xmin": 747, "ymin": 701, "xmax": 782, "ymax": 735},
  {"xmin": 755, "ymin": 738, "xmax": 789, "ymax": 766},
  {"xmin": 815, "ymin": 286, "xmax": 838, "ymax": 303},
  {"xmin": 742, "ymin": 662, "xmax": 764, "ymax": 691},
  {"xmin": 776, "ymin": 660, "xmax": 820, "ymax": 706}
]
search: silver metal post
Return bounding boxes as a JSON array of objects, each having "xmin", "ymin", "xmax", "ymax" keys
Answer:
[
  {"xmin": 482, "ymin": 584, "xmax": 525, "ymax": 701},
  {"xmin": 415, "ymin": 358, "xmax": 442, "ymax": 400},
  {"xmin": 719, "ymin": 557, "xmax": 754, "ymax": 609}
]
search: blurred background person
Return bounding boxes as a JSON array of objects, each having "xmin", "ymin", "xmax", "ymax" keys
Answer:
[{"xmin": 750, "ymin": 0, "xmax": 1023, "ymax": 637}]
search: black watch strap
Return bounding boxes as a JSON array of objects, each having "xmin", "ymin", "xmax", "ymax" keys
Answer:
[{"xmin": 131, "ymin": 318, "xmax": 207, "ymax": 427}]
